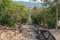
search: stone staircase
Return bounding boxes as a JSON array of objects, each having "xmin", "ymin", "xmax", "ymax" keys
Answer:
[
  {"xmin": 22, "ymin": 24, "xmax": 38, "ymax": 40},
  {"xmin": 0, "ymin": 24, "xmax": 56, "ymax": 40}
]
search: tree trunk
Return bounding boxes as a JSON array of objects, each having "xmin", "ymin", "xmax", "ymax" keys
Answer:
[{"xmin": 56, "ymin": 0, "xmax": 59, "ymax": 30}]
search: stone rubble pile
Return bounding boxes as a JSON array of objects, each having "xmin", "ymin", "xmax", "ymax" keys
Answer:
[
  {"xmin": 0, "ymin": 29, "xmax": 30, "ymax": 40},
  {"xmin": 0, "ymin": 24, "xmax": 38, "ymax": 40}
]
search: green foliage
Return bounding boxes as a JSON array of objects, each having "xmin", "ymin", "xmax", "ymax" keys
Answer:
[
  {"xmin": 0, "ymin": 12, "xmax": 14, "ymax": 27},
  {"xmin": 5, "ymin": 13, "xmax": 15, "ymax": 28},
  {"xmin": 37, "ymin": 0, "xmax": 57, "ymax": 29},
  {"xmin": 0, "ymin": 0, "xmax": 28, "ymax": 28},
  {"xmin": 31, "ymin": 0, "xmax": 59, "ymax": 29},
  {"xmin": 36, "ymin": 13, "xmax": 44, "ymax": 23},
  {"xmin": 0, "ymin": 0, "xmax": 15, "ymax": 27},
  {"xmin": 31, "ymin": 2, "xmax": 56, "ymax": 28},
  {"xmin": 13, "ymin": 3, "xmax": 28, "ymax": 24},
  {"xmin": 20, "ymin": 10, "xmax": 28, "ymax": 24},
  {"xmin": 46, "ymin": 18, "xmax": 56, "ymax": 29}
]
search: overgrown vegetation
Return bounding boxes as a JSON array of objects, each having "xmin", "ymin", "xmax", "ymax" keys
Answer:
[
  {"xmin": 0, "ymin": 0, "xmax": 60, "ymax": 29},
  {"xmin": 31, "ymin": 0, "xmax": 60, "ymax": 29},
  {"xmin": 0, "ymin": 0, "xmax": 28, "ymax": 28}
]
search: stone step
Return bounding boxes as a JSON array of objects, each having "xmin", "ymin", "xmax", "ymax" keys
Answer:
[{"xmin": 21, "ymin": 24, "xmax": 38, "ymax": 40}]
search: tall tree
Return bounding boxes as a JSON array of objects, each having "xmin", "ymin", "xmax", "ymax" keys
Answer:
[{"xmin": 56, "ymin": 0, "xmax": 59, "ymax": 30}]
